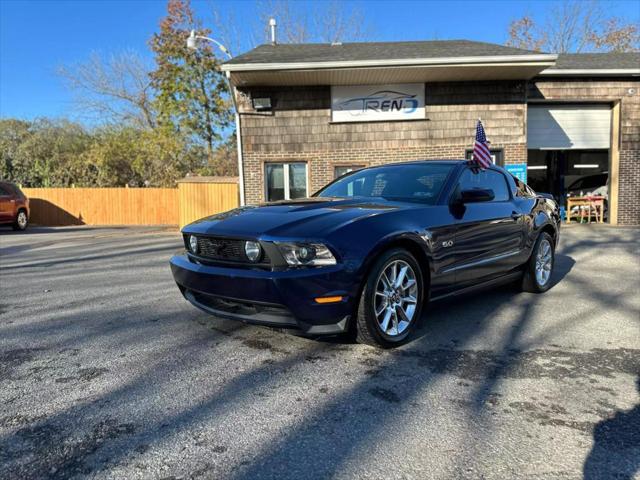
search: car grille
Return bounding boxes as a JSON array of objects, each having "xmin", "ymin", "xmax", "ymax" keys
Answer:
[
  {"xmin": 190, "ymin": 291, "xmax": 295, "ymax": 323},
  {"xmin": 188, "ymin": 236, "xmax": 270, "ymax": 265}
]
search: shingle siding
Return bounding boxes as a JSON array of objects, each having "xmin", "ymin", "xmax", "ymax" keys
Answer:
[
  {"xmin": 239, "ymin": 81, "xmax": 526, "ymax": 154},
  {"xmin": 239, "ymin": 78, "xmax": 638, "ymax": 225}
]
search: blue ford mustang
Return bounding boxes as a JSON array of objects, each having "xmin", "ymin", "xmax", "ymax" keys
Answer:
[{"xmin": 170, "ymin": 160, "xmax": 560, "ymax": 348}]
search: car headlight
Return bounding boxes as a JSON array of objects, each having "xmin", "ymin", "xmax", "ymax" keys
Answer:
[
  {"xmin": 189, "ymin": 235, "xmax": 198, "ymax": 254},
  {"xmin": 276, "ymin": 242, "xmax": 336, "ymax": 266},
  {"xmin": 244, "ymin": 240, "xmax": 262, "ymax": 262}
]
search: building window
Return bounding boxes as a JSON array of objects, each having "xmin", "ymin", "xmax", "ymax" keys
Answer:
[
  {"xmin": 265, "ymin": 162, "xmax": 308, "ymax": 201},
  {"xmin": 334, "ymin": 165, "xmax": 365, "ymax": 179},
  {"xmin": 465, "ymin": 148, "xmax": 504, "ymax": 166}
]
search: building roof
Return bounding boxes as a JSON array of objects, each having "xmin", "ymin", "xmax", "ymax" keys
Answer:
[
  {"xmin": 224, "ymin": 40, "xmax": 546, "ymax": 66},
  {"xmin": 222, "ymin": 40, "xmax": 557, "ymax": 86},
  {"xmin": 553, "ymin": 52, "xmax": 640, "ymax": 69},
  {"xmin": 222, "ymin": 40, "xmax": 639, "ymax": 85},
  {"xmin": 540, "ymin": 52, "xmax": 640, "ymax": 76}
]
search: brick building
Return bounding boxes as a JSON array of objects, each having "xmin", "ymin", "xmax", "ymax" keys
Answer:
[{"xmin": 222, "ymin": 40, "xmax": 640, "ymax": 225}]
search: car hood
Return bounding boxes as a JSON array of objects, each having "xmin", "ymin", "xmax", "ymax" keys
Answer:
[{"xmin": 183, "ymin": 197, "xmax": 409, "ymax": 239}]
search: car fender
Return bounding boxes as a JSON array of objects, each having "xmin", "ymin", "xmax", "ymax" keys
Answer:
[
  {"xmin": 527, "ymin": 210, "xmax": 558, "ymax": 251},
  {"xmin": 357, "ymin": 230, "xmax": 433, "ymax": 283}
]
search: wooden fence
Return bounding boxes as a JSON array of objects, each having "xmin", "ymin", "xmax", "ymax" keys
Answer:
[
  {"xmin": 178, "ymin": 178, "xmax": 239, "ymax": 228},
  {"xmin": 22, "ymin": 179, "xmax": 238, "ymax": 227}
]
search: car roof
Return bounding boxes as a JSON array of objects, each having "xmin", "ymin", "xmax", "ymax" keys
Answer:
[
  {"xmin": 358, "ymin": 159, "xmax": 507, "ymax": 170},
  {"xmin": 362, "ymin": 160, "xmax": 467, "ymax": 167}
]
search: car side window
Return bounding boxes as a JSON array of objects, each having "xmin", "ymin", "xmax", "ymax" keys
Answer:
[
  {"xmin": 513, "ymin": 176, "xmax": 535, "ymax": 197},
  {"xmin": 0, "ymin": 185, "xmax": 11, "ymax": 196},
  {"xmin": 457, "ymin": 168, "xmax": 510, "ymax": 202}
]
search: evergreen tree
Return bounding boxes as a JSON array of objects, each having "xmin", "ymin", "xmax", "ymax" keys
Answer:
[{"xmin": 150, "ymin": 0, "xmax": 231, "ymax": 162}]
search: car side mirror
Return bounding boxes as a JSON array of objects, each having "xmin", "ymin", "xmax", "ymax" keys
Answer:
[{"xmin": 460, "ymin": 188, "xmax": 494, "ymax": 203}]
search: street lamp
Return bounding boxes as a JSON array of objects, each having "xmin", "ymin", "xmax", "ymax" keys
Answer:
[
  {"xmin": 186, "ymin": 30, "xmax": 245, "ymax": 206},
  {"xmin": 187, "ymin": 30, "xmax": 232, "ymax": 60}
]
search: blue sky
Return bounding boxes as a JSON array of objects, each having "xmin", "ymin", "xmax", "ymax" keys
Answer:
[{"xmin": 1, "ymin": 0, "xmax": 638, "ymax": 121}]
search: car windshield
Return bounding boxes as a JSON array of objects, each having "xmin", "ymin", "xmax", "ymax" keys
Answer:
[{"xmin": 315, "ymin": 163, "xmax": 454, "ymax": 204}]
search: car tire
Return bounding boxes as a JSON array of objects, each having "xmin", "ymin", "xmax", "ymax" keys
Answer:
[
  {"xmin": 355, "ymin": 248, "xmax": 424, "ymax": 348},
  {"xmin": 12, "ymin": 209, "xmax": 28, "ymax": 231},
  {"xmin": 521, "ymin": 232, "xmax": 555, "ymax": 293}
]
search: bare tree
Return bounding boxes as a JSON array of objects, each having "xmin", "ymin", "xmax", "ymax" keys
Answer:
[
  {"xmin": 506, "ymin": 0, "xmax": 639, "ymax": 53},
  {"xmin": 546, "ymin": 0, "xmax": 602, "ymax": 53},
  {"xmin": 58, "ymin": 51, "xmax": 157, "ymax": 129},
  {"xmin": 591, "ymin": 18, "xmax": 640, "ymax": 52},
  {"xmin": 315, "ymin": 0, "xmax": 369, "ymax": 44},
  {"xmin": 257, "ymin": 0, "xmax": 371, "ymax": 44},
  {"xmin": 507, "ymin": 16, "xmax": 547, "ymax": 52}
]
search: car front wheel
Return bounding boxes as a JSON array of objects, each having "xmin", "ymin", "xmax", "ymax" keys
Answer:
[
  {"xmin": 355, "ymin": 248, "xmax": 424, "ymax": 348},
  {"xmin": 12, "ymin": 210, "xmax": 28, "ymax": 231}
]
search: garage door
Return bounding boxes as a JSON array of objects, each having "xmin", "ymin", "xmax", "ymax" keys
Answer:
[{"xmin": 527, "ymin": 104, "xmax": 611, "ymax": 149}]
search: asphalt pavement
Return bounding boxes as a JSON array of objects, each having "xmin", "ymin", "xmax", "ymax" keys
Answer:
[{"xmin": 0, "ymin": 224, "xmax": 638, "ymax": 480}]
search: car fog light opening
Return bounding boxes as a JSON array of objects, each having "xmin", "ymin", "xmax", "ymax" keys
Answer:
[
  {"xmin": 189, "ymin": 235, "xmax": 198, "ymax": 254},
  {"xmin": 276, "ymin": 242, "xmax": 336, "ymax": 266},
  {"xmin": 244, "ymin": 241, "xmax": 262, "ymax": 262}
]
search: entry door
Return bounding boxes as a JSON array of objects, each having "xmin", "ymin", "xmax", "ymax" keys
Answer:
[{"xmin": 449, "ymin": 168, "xmax": 525, "ymax": 288}]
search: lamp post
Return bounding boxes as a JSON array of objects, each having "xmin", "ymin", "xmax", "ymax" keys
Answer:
[{"xmin": 187, "ymin": 30, "xmax": 245, "ymax": 206}]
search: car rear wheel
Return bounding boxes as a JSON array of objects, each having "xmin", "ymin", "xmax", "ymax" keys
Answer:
[
  {"xmin": 521, "ymin": 232, "xmax": 555, "ymax": 293},
  {"xmin": 355, "ymin": 248, "xmax": 424, "ymax": 348},
  {"xmin": 12, "ymin": 210, "xmax": 28, "ymax": 231}
]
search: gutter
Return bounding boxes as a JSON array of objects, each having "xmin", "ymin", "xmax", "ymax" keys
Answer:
[
  {"xmin": 221, "ymin": 54, "xmax": 558, "ymax": 72},
  {"xmin": 538, "ymin": 68, "xmax": 640, "ymax": 76},
  {"xmin": 224, "ymin": 71, "xmax": 245, "ymax": 206}
]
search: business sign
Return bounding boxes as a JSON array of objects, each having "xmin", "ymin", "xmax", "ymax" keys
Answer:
[
  {"xmin": 505, "ymin": 163, "xmax": 527, "ymax": 184},
  {"xmin": 331, "ymin": 84, "xmax": 425, "ymax": 123}
]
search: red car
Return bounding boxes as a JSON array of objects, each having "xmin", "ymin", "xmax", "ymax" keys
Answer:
[{"xmin": 0, "ymin": 181, "xmax": 30, "ymax": 231}]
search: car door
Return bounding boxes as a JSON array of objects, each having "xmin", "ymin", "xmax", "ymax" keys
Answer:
[
  {"xmin": 449, "ymin": 167, "xmax": 526, "ymax": 289},
  {"xmin": 421, "ymin": 214, "xmax": 458, "ymax": 298},
  {"xmin": 0, "ymin": 183, "xmax": 14, "ymax": 223}
]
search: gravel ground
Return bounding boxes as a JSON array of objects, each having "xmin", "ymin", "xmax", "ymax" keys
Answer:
[{"xmin": 0, "ymin": 224, "xmax": 638, "ymax": 480}]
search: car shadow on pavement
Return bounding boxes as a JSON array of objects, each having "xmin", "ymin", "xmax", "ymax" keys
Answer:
[
  {"xmin": 467, "ymin": 253, "xmax": 575, "ymax": 408},
  {"xmin": 583, "ymin": 377, "xmax": 640, "ymax": 480},
  {"xmin": 409, "ymin": 252, "xmax": 575, "ymax": 346},
  {"xmin": 222, "ymin": 260, "xmax": 584, "ymax": 480}
]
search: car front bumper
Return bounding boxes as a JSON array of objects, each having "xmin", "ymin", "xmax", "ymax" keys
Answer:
[{"xmin": 169, "ymin": 254, "xmax": 358, "ymax": 335}]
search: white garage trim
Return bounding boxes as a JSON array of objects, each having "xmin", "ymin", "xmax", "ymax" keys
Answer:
[{"xmin": 527, "ymin": 104, "xmax": 612, "ymax": 150}]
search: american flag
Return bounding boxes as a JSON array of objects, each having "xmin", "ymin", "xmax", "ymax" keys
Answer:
[{"xmin": 473, "ymin": 120, "xmax": 492, "ymax": 169}]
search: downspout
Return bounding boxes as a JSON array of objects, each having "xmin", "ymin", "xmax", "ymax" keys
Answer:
[{"xmin": 225, "ymin": 70, "xmax": 245, "ymax": 206}]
